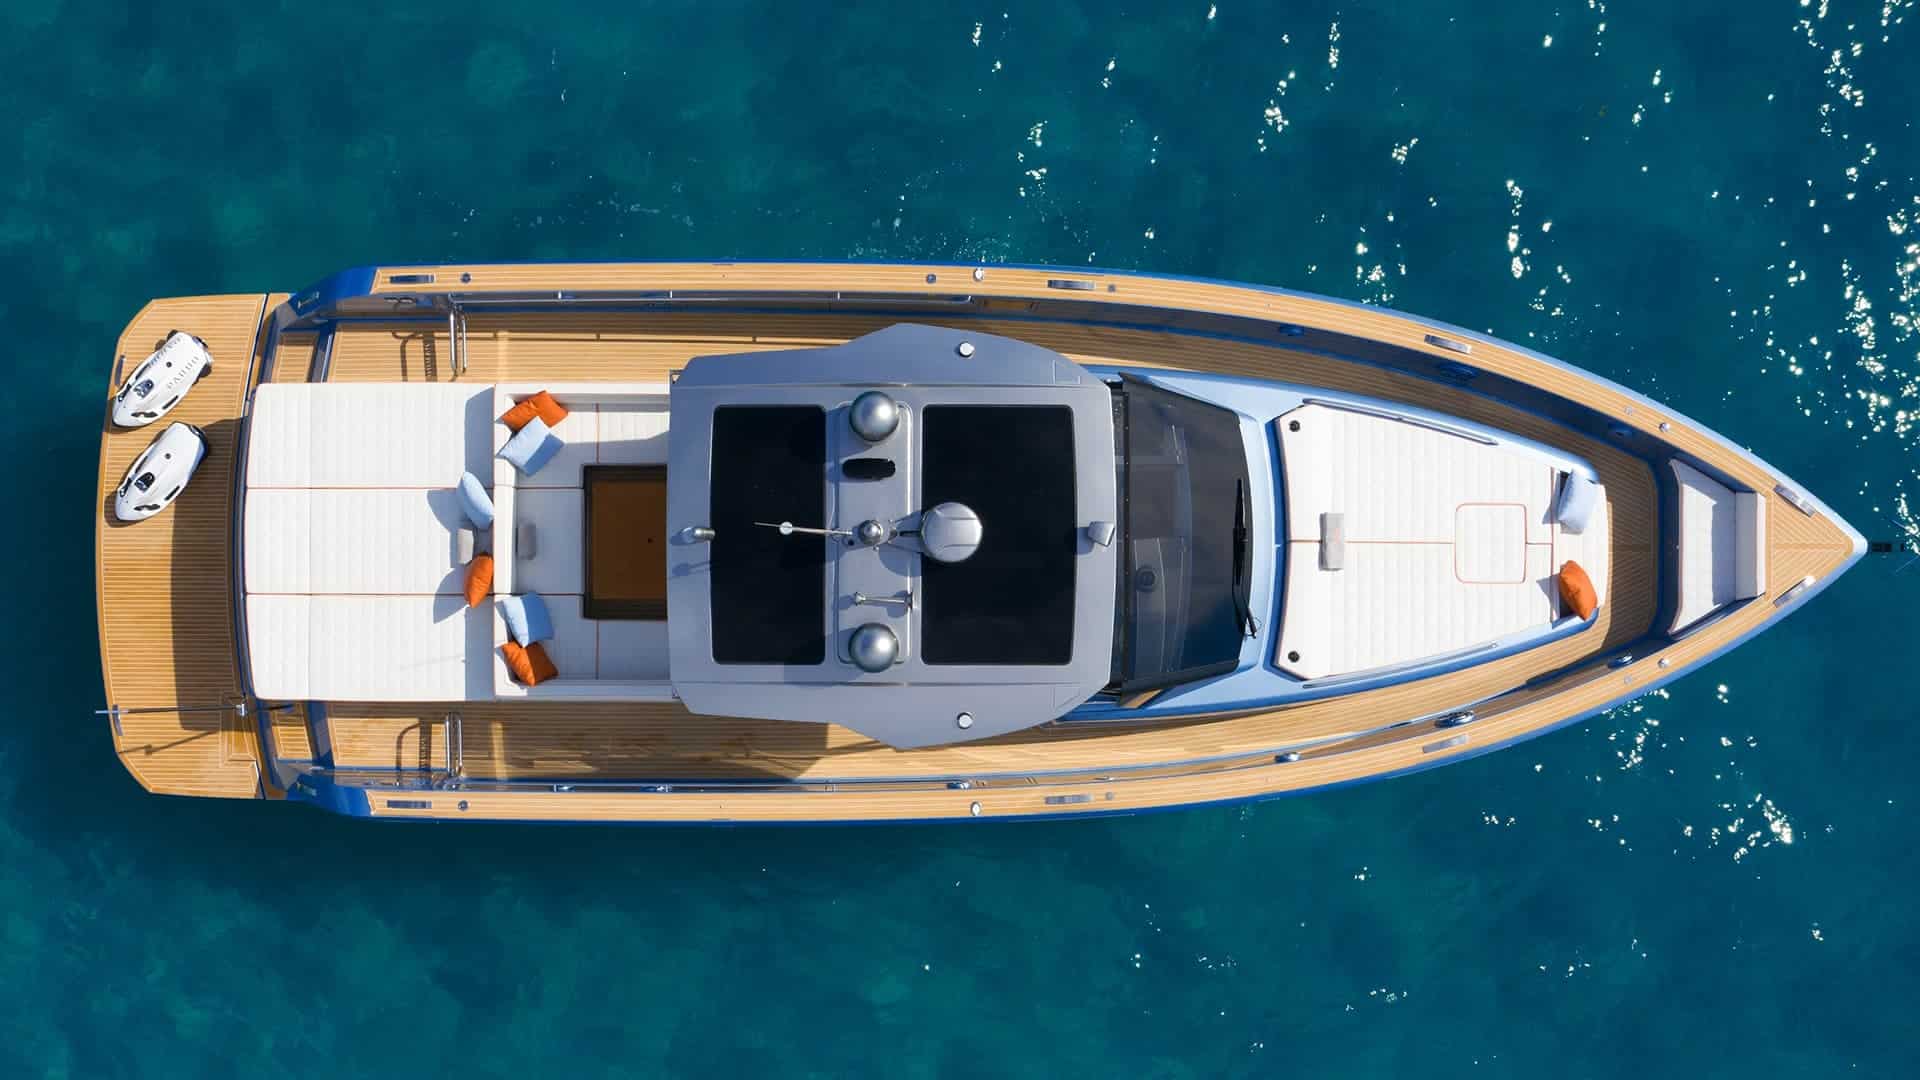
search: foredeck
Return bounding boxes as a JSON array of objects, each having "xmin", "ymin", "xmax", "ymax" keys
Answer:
[{"xmin": 95, "ymin": 263, "xmax": 1864, "ymax": 820}]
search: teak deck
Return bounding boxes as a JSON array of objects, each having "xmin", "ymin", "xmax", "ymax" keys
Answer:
[
  {"xmin": 97, "ymin": 293, "xmax": 282, "ymax": 798},
  {"xmin": 95, "ymin": 264, "xmax": 1863, "ymax": 822}
]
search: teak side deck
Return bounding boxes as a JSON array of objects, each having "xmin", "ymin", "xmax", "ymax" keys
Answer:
[{"xmin": 95, "ymin": 263, "xmax": 1863, "ymax": 821}]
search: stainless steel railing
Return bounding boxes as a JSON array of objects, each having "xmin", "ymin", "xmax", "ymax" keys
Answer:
[{"xmin": 447, "ymin": 303, "xmax": 468, "ymax": 375}]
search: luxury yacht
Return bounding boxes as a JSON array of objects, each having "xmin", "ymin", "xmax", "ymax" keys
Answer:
[{"xmin": 94, "ymin": 263, "xmax": 1865, "ymax": 822}]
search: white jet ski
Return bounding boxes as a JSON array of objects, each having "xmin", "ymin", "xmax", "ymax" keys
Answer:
[
  {"xmin": 112, "ymin": 330, "xmax": 213, "ymax": 428},
  {"xmin": 113, "ymin": 422, "xmax": 207, "ymax": 522}
]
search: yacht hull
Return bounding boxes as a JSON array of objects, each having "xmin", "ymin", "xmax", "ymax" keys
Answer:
[{"xmin": 93, "ymin": 265, "xmax": 1865, "ymax": 822}]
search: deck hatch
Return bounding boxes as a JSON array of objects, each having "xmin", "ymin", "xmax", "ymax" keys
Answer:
[
  {"xmin": 584, "ymin": 465, "xmax": 669, "ymax": 619},
  {"xmin": 921, "ymin": 405, "xmax": 1077, "ymax": 665},
  {"xmin": 709, "ymin": 405, "xmax": 827, "ymax": 664}
]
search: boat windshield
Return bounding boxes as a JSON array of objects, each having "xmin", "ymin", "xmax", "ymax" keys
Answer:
[{"xmin": 1110, "ymin": 375, "xmax": 1253, "ymax": 692}]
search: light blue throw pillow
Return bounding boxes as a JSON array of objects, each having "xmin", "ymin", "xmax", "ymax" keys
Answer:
[
  {"xmin": 499, "ymin": 415, "xmax": 563, "ymax": 476},
  {"xmin": 497, "ymin": 593, "xmax": 555, "ymax": 646},
  {"xmin": 457, "ymin": 471, "xmax": 494, "ymax": 529},
  {"xmin": 1554, "ymin": 473, "xmax": 1601, "ymax": 534}
]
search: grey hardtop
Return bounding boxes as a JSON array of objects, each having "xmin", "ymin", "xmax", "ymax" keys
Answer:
[{"xmin": 664, "ymin": 324, "xmax": 1120, "ymax": 748}]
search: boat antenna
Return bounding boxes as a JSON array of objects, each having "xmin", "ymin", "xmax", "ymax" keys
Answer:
[
  {"xmin": 754, "ymin": 521, "xmax": 856, "ymax": 539},
  {"xmin": 755, "ymin": 505, "xmax": 983, "ymax": 563}
]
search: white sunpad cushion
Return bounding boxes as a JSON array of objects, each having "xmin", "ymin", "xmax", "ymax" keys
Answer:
[
  {"xmin": 1668, "ymin": 460, "xmax": 1763, "ymax": 632},
  {"xmin": 244, "ymin": 490, "xmax": 314, "ymax": 595},
  {"xmin": 245, "ymin": 594, "xmax": 313, "ymax": 700},
  {"xmin": 244, "ymin": 387, "xmax": 312, "ymax": 488},
  {"xmin": 1279, "ymin": 403, "xmax": 1557, "ymax": 544},
  {"xmin": 246, "ymin": 594, "xmax": 489, "ymax": 701},
  {"xmin": 1274, "ymin": 400, "xmax": 1614, "ymax": 680},
  {"xmin": 1278, "ymin": 542, "xmax": 1555, "ymax": 680},
  {"xmin": 246, "ymin": 383, "xmax": 493, "ymax": 487},
  {"xmin": 511, "ymin": 488, "xmax": 584, "ymax": 595},
  {"xmin": 245, "ymin": 488, "xmax": 469, "ymax": 595},
  {"xmin": 596, "ymin": 404, "xmax": 671, "ymax": 465},
  {"xmin": 598, "ymin": 620, "xmax": 670, "ymax": 679},
  {"xmin": 1454, "ymin": 504, "xmax": 1528, "ymax": 583}
]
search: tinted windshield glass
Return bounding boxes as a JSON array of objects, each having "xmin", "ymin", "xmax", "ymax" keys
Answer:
[{"xmin": 1112, "ymin": 376, "xmax": 1252, "ymax": 690}]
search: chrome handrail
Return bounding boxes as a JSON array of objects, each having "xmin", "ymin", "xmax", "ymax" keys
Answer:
[
  {"xmin": 440, "ymin": 289, "xmax": 978, "ymax": 308},
  {"xmin": 447, "ymin": 303, "xmax": 468, "ymax": 375},
  {"xmin": 1298, "ymin": 396, "xmax": 1498, "ymax": 446},
  {"xmin": 444, "ymin": 711, "xmax": 464, "ymax": 780}
]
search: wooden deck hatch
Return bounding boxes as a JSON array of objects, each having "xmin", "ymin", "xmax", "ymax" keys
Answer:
[{"xmin": 584, "ymin": 465, "xmax": 668, "ymax": 619}]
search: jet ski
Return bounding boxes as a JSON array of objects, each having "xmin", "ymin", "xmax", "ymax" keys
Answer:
[
  {"xmin": 112, "ymin": 330, "xmax": 212, "ymax": 428},
  {"xmin": 113, "ymin": 422, "xmax": 206, "ymax": 522}
]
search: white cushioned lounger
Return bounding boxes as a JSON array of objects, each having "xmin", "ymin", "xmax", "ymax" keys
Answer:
[
  {"xmin": 1276, "ymin": 400, "xmax": 1610, "ymax": 681},
  {"xmin": 244, "ymin": 384, "xmax": 497, "ymax": 701},
  {"xmin": 490, "ymin": 593, "xmax": 672, "ymax": 699},
  {"xmin": 1281, "ymin": 402, "xmax": 1557, "ymax": 544},
  {"xmin": 486, "ymin": 385, "xmax": 674, "ymax": 701},
  {"xmin": 597, "ymin": 403, "xmax": 672, "ymax": 464},
  {"xmin": 509, "ymin": 488, "xmax": 584, "ymax": 595},
  {"xmin": 243, "ymin": 382, "xmax": 677, "ymax": 703},
  {"xmin": 489, "ymin": 385, "xmax": 672, "ymax": 594},
  {"xmin": 247, "ymin": 594, "xmax": 490, "ymax": 701},
  {"xmin": 1280, "ymin": 544, "xmax": 1556, "ymax": 680},
  {"xmin": 1668, "ymin": 460, "xmax": 1766, "ymax": 633},
  {"xmin": 247, "ymin": 383, "xmax": 493, "ymax": 487},
  {"xmin": 244, "ymin": 488, "xmax": 471, "ymax": 595},
  {"xmin": 598, "ymin": 620, "xmax": 671, "ymax": 680}
]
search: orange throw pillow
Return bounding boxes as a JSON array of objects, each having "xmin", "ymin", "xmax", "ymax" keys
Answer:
[
  {"xmin": 499, "ymin": 390, "xmax": 569, "ymax": 432},
  {"xmin": 1558, "ymin": 560, "xmax": 1598, "ymax": 620},
  {"xmin": 502, "ymin": 640, "xmax": 558, "ymax": 685},
  {"xmin": 463, "ymin": 553, "xmax": 494, "ymax": 608}
]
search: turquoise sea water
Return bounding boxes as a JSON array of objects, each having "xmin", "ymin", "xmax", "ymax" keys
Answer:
[{"xmin": 7, "ymin": 0, "xmax": 1919, "ymax": 1074}]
